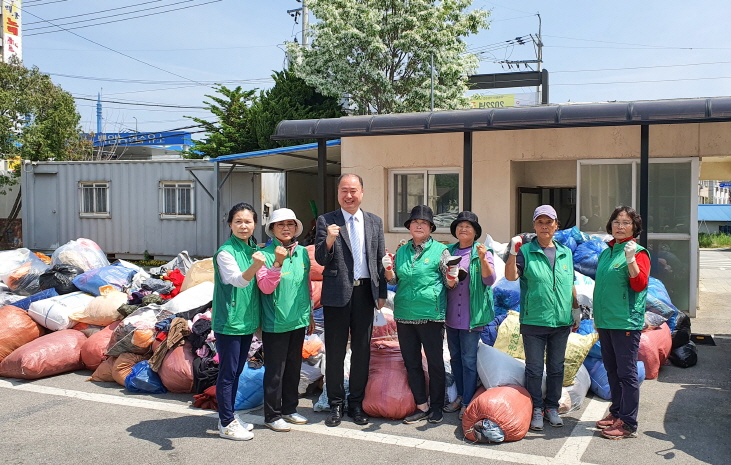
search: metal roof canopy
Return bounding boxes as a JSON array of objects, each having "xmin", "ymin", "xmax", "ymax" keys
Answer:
[
  {"xmin": 698, "ymin": 204, "xmax": 731, "ymax": 222},
  {"xmin": 271, "ymin": 97, "xmax": 731, "ymax": 251},
  {"xmin": 210, "ymin": 139, "xmax": 342, "ymax": 250}
]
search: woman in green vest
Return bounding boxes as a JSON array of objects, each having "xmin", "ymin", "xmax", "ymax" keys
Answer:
[
  {"xmin": 593, "ymin": 206, "xmax": 650, "ymax": 440},
  {"xmin": 442, "ymin": 211, "xmax": 496, "ymax": 420},
  {"xmin": 256, "ymin": 208, "xmax": 314, "ymax": 433},
  {"xmin": 382, "ymin": 205, "xmax": 452, "ymax": 425},
  {"xmin": 213, "ymin": 202, "xmax": 265, "ymax": 441},
  {"xmin": 505, "ymin": 205, "xmax": 581, "ymax": 432}
]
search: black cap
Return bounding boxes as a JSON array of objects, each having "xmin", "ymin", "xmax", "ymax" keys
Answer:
[
  {"xmin": 404, "ymin": 205, "xmax": 436, "ymax": 232},
  {"xmin": 450, "ymin": 211, "xmax": 482, "ymax": 240}
]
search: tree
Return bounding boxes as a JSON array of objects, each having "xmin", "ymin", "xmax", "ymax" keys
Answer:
[
  {"xmin": 288, "ymin": 0, "xmax": 489, "ymax": 114},
  {"xmin": 249, "ymin": 69, "xmax": 345, "ymax": 150},
  {"xmin": 0, "ymin": 58, "xmax": 89, "ymax": 193},
  {"xmin": 184, "ymin": 85, "xmax": 258, "ymax": 159}
]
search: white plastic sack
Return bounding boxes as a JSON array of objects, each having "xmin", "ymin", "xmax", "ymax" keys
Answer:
[
  {"xmin": 51, "ymin": 238, "xmax": 109, "ymax": 272},
  {"xmin": 476, "ymin": 341, "xmax": 526, "ymax": 389},
  {"xmin": 564, "ymin": 363, "xmax": 591, "ymax": 412},
  {"xmin": 150, "ymin": 251, "xmax": 193, "ymax": 276},
  {"xmin": 27, "ymin": 291, "xmax": 95, "ymax": 331},
  {"xmin": 162, "ymin": 281, "xmax": 214, "ymax": 314},
  {"xmin": 484, "ymin": 234, "xmax": 509, "ymax": 264},
  {"xmin": 299, "ymin": 358, "xmax": 323, "ymax": 395}
]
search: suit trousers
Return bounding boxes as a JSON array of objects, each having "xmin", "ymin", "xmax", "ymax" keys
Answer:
[
  {"xmin": 215, "ymin": 332, "xmax": 253, "ymax": 427},
  {"xmin": 396, "ymin": 321, "xmax": 446, "ymax": 411},
  {"xmin": 323, "ymin": 284, "xmax": 375, "ymax": 410},
  {"xmin": 262, "ymin": 328, "xmax": 306, "ymax": 423}
]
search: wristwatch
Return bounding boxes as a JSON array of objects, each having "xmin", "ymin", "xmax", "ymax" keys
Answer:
[{"xmin": 273, "ymin": 261, "xmax": 282, "ymax": 268}]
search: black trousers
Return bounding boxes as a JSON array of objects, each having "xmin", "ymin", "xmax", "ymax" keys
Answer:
[
  {"xmin": 598, "ymin": 328, "xmax": 641, "ymax": 430},
  {"xmin": 323, "ymin": 284, "xmax": 375, "ymax": 409},
  {"xmin": 262, "ymin": 328, "xmax": 306, "ymax": 423},
  {"xmin": 396, "ymin": 321, "xmax": 445, "ymax": 412}
]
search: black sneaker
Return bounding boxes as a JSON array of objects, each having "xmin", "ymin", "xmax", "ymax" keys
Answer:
[
  {"xmin": 428, "ymin": 409, "xmax": 443, "ymax": 424},
  {"xmin": 403, "ymin": 408, "xmax": 429, "ymax": 424}
]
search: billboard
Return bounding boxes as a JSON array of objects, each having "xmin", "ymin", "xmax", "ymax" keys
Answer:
[
  {"xmin": 1, "ymin": 0, "xmax": 21, "ymax": 62},
  {"xmin": 469, "ymin": 92, "xmax": 538, "ymax": 109},
  {"xmin": 92, "ymin": 131, "xmax": 192, "ymax": 148}
]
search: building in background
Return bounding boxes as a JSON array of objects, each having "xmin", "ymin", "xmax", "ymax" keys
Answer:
[
  {"xmin": 698, "ymin": 204, "xmax": 731, "ymax": 234},
  {"xmin": 698, "ymin": 180, "xmax": 731, "ymax": 204}
]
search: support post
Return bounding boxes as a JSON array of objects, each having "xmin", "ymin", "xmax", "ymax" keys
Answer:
[
  {"xmin": 463, "ymin": 132, "xmax": 473, "ymax": 211},
  {"xmin": 639, "ymin": 124, "xmax": 649, "ymax": 248},
  {"xmin": 214, "ymin": 161, "xmax": 220, "ymax": 251},
  {"xmin": 318, "ymin": 138, "xmax": 327, "ymax": 217}
]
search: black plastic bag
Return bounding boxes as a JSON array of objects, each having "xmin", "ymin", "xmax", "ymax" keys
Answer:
[
  {"xmin": 671, "ymin": 312, "xmax": 692, "ymax": 350},
  {"xmin": 668, "ymin": 341, "xmax": 697, "ymax": 368},
  {"xmin": 38, "ymin": 264, "xmax": 84, "ymax": 295}
]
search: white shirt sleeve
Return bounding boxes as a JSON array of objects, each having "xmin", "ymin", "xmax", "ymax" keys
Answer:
[{"xmin": 216, "ymin": 250, "xmax": 251, "ymax": 288}]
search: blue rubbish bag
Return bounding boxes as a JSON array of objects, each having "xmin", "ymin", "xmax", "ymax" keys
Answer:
[
  {"xmin": 473, "ymin": 419, "xmax": 506, "ymax": 443},
  {"xmin": 480, "ymin": 314, "xmax": 508, "ymax": 346},
  {"xmin": 125, "ymin": 361, "xmax": 167, "ymax": 394},
  {"xmin": 72, "ymin": 264, "xmax": 137, "ymax": 296},
  {"xmin": 569, "ymin": 226, "xmax": 591, "ymax": 245},
  {"xmin": 492, "ymin": 278, "xmax": 520, "ymax": 317},
  {"xmin": 577, "ymin": 319, "xmax": 596, "ymax": 336},
  {"xmin": 572, "ymin": 240, "xmax": 609, "ymax": 280},
  {"xmin": 646, "ymin": 277, "xmax": 679, "ymax": 328},
  {"xmin": 554, "ymin": 229, "xmax": 578, "ymax": 252},
  {"xmin": 234, "ymin": 364, "xmax": 265, "ymax": 411},
  {"xmin": 10, "ymin": 288, "xmax": 59, "ymax": 311},
  {"xmin": 584, "ymin": 357, "xmax": 645, "ymax": 400}
]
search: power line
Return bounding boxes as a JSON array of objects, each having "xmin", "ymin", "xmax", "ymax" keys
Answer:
[
  {"xmin": 46, "ymin": 71, "xmax": 273, "ymax": 85},
  {"xmin": 32, "ymin": 44, "xmax": 280, "ymax": 52},
  {"xmin": 74, "ymin": 96, "xmax": 206, "ymax": 109},
  {"xmin": 25, "ymin": 0, "xmax": 169, "ymax": 25},
  {"xmin": 552, "ymin": 76, "xmax": 731, "ymax": 87},
  {"xmin": 76, "ymin": 103, "xmax": 210, "ymax": 113},
  {"xmin": 543, "ymin": 34, "xmax": 731, "ymax": 51},
  {"xmin": 22, "ymin": 10, "xmax": 207, "ymax": 86},
  {"xmin": 23, "ymin": 0, "xmax": 72, "ymax": 6},
  {"xmin": 551, "ymin": 60, "xmax": 731, "ymax": 74},
  {"xmin": 26, "ymin": 0, "xmax": 223, "ymax": 36}
]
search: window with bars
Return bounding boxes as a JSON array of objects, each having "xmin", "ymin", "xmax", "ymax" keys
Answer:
[
  {"xmin": 79, "ymin": 182, "xmax": 110, "ymax": 218},
  {"xmin": 160, "ymin": 181, "xmax": 194, "ymax": 219},
  {"xmin": 389, "ymin": 169, "xmax": 461, "ymax": 232}
]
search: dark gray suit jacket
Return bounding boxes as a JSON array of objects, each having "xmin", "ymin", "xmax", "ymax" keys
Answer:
[{"xmin": 314, "ymin": 209, "xmax": 387, "ymax": 308}]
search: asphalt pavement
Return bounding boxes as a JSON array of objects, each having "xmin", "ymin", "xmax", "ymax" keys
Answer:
[{"xmin": 1, "ymin": 251, "xmax": 730, "ymax": 465}]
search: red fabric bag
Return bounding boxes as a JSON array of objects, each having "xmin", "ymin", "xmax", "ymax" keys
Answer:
[
  {"xmin": 0, "ymin": 305, "xmax": 45, "ymax": 362},
  {"xmin": 0, "ymin": 329, "xmax": 87, "ymax": 379},
  {"xmin": 310, "ymin": 280, "xmax": 322, "ymax": 310},
  {"xmin": 89, "ymin": 356, "xmax": 117, "ymax": 382},
  {"xmin": 362, "ymin": 340, "xmax": 417, "ymax": 420},
  {"xmin": 193, "ymin": 385, "xmax": 218, "ymax": 411},
  {"xmin": 158, "ymin": 341, "xmax": 195, "ymax": 393},
  {"xmin": 462, "ymin": 385, "xmax": 532, "ymax": 443},
  {"xmin": 638, "ymin": 322, "xmax": 672, "ymax": 379},
  {"xmin": 112, "ymin": 352, "xmax": 149, "ymax": 386},
  {"xmin": 306, "ymin": 245, "xmax": 324, "ymax": 281},
  {"xmin": 80, "ymin": 321, "xmax": 121, "ymax": 370}
]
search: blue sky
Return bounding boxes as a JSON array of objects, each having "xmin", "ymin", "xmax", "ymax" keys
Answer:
[{"xmin": 18, "ymin": 0, "xmax": 731, "ymax": 134}]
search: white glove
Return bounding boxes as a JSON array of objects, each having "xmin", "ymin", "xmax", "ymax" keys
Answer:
[
  {"xmin": 624, "ymin": 240, "xmax": 637, "ymax": 264},
  {"xmin": 509, "ymin": 236, "xmax": 523, "ymax": 256},
  {"xmin": 447, "ymin": 265, "xmax": 459, "ymax": 281},
  {"xmin": 381, "ymin": 253, "xmax": 394, "ymax": 271},
  {"xmin": 572, "ymin": 307, "xmax": 581, "ymax": 329}
]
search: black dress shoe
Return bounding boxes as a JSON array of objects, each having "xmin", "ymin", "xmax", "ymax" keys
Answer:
[
  {"xmin": 325, "ymin": 405, "xmax": 343, "ymax": 427},
  {"xmin": 348, "ymin": 406, "xmax": 369, "ymax": 425}
]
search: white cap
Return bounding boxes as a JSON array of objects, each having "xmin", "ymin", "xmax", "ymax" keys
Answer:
[{"xmin": 266, "ymin": 208, "xmax": 304, "ymax": 238}]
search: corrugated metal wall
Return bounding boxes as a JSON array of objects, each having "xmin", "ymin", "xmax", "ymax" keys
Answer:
[{"xmin": 22, "ymin": 160, "xmax": 259, "ymax": 258}]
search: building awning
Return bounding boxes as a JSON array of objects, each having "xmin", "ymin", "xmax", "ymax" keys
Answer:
[
  {"xmin": 698, "ymin": 204, "xmax": 731, "ymax": 222},
  {"xmin": 272, "ymin": 97, "xmax": 731, "ymax": 140},
  {"xmin": 212, "ymin": 139, "xmax": 341, "ymax": 175}
]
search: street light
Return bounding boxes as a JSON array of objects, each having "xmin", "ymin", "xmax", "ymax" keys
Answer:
[{"xmin": 133, "ymin": 117, "xmax": 138, "ymax": 133}]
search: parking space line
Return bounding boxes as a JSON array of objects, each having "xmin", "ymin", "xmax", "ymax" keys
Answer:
[
  {"xmin": 1, "ymin": 378, "xmax": 601, "ymax": 465},
  {"xmin": 553, "ymin": 397, "xmax": 609, "ymax": 463}
]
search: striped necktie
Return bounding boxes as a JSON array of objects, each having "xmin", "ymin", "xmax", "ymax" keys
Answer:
[{"xmin": 349, "ymin": 215, "xmax": 364, "ymax": 279}]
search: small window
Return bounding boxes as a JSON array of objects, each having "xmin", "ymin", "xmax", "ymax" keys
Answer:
[
  {"xmin": 160, "ymin": 181, "xmax": 194, "ymax": 219},
  {"xmin": 79, "ymin": 182, "xmax": 110, "ymax": 218},
  {"xmin": 390, "ymin": 169, "xmax": 460, "ymax": 232}
]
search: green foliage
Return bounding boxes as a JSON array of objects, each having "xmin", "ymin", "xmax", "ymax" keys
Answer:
[
  {"xmin": 699, "ymin": 232, "xmax": 731, "ymax": 248},
  {"xmin": 288, "ymin": 0, "xmax": 490, "ymax": 114},
  {"xmin": 0, "ymin": 58, "xmax": 88, "ymax": 193},
  {"xmin": 184, "ymin": 85, "xmax": 259, "ymax": 159},
  {"xmin": 249, "ymin": 70, "xmax": 345, "ymax": 150}
]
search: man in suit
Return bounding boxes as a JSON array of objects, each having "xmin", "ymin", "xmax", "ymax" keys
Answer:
[{"xmin": 315, "ymin": 173, "xmax": 387, "ymax": 427}]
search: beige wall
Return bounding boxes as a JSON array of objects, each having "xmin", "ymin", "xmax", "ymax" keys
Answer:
[{"xmin": 341, "ymin": 122, "xmax": 731, "ymax": 248}]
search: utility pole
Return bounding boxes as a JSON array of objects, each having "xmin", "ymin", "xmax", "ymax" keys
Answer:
[
  {"xmin": 430, "ymin": 53, "xmax": 434, "ymax": 111},
  {"xmin": 301, "ymin": 0, "xmax": 308, "ymax": 48},
  {"xmin": 535, "ymin": 14, "xmax": 543, "ymax": 100}
]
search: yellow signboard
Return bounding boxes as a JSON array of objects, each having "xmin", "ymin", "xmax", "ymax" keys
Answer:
[
  {"xmin": 2, "ymin": 0, "xmax": 22, "ymax": 62},
  {"xmin": 469, "ymin": 94, "xmax": 515, "ymax": 109}
]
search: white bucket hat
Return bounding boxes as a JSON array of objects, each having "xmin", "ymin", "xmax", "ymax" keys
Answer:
[{"xmin": 266, "ymin": 208, "xmax": 304, "ymax": 238}]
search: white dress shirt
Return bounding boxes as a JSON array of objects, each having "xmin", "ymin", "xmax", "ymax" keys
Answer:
[
  {"xmin": 216, "ymin": 250, "xmax": 251, "ymax": 288},
  {"xmin": 341, "ymin": 208, "xmax": 370, "ymax": 279}
]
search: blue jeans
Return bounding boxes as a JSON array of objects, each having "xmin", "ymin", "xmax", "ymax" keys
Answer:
[
  {"xmin": 215, "ymin": 332, "xmax": 254, "ymax": 427},
  {"xmin": 521, "ymin": 325, "xmax": 571, "ymax": 410},
  {"xmin": 598, "ymin": 328, "xmax": 641, "ymax": 430},
  {"xmin": 446, "ymin": 326, "xmax": 481, "ymax": 406}
]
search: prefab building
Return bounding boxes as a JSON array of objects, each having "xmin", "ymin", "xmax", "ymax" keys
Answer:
[{"xmin": 21, "ymin": 159, "xmax": 261, "ymax": 259}]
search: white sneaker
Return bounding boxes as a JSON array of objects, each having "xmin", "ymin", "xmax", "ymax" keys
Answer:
[
  {"xmin": 282, "ymin": 413, "xmax": 308, "ymax": 424},
  {"xmin": 234, "ymin": 413, "xmax": 255, "ymax": 431},
  {"xmin": 219, "ymin": 419, "xmax": 254, "ymax": 441},
  {"xmin": 265, "ymin": 418, "xmax": 291, "ymax": 432}
]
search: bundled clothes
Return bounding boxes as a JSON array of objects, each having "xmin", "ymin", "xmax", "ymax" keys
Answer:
[
  {"xmin": 256, "ymin": 238, "xmax": 311, "ymax": 424},
  {"xmin": 149, "ymin": 318, "xmax": 190, "ymax": 371}
]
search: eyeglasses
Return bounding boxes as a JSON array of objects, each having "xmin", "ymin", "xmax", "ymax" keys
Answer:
[
  {"xmin": 275, "ymin": 222, "xmax": 297, "ymax": 229},
  {"xmin": 612, "ymin": 221, "xmax": 633, "ymax": 228}
]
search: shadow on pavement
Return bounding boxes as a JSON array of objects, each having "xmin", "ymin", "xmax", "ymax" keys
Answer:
[{"xmin": 127, "ymin": 415, "xmax": 217, "ymax": 450}]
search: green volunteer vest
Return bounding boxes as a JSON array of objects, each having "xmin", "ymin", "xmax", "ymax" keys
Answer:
[
  {"xmin": 593, "ymin": 240, "xmax": 649, "ymax": 331},
  {"xmin": 212, "ymin": 235, "xmax": 262, "ymax": 336},
  {"xmin": 393, "ymin": 238, "xmax": 447, "ymax": 321},
  {"xmin": 260, "ymin": 238, "xmax": 311, "ymax": 333},
  {"xmin": 518, "ymin": 238, "xmax": 574, "ymax": 327},
  {"xmin": 446, "ymin": 242, "xmax": 495, "ymax": 329}
]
